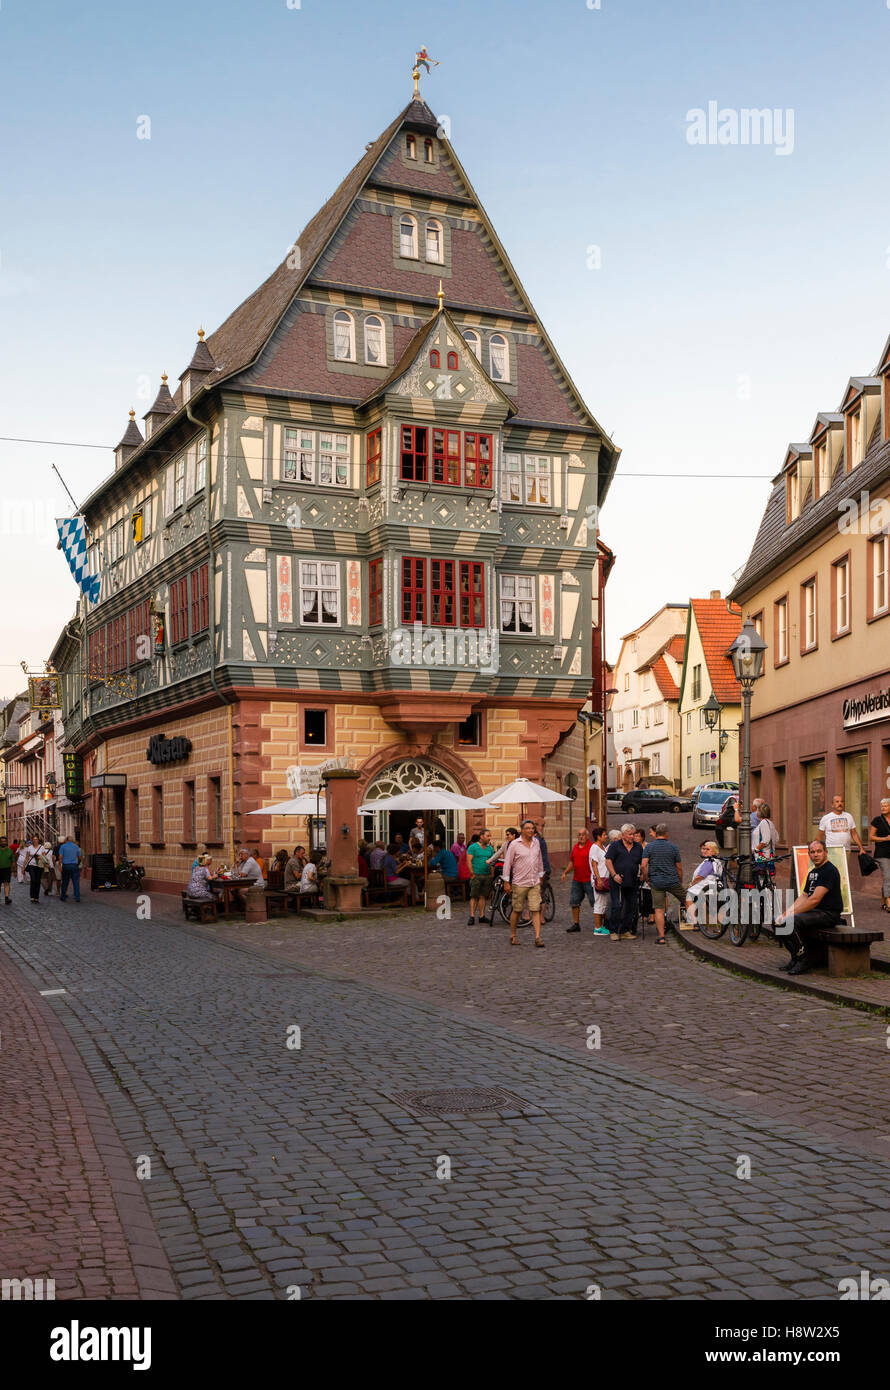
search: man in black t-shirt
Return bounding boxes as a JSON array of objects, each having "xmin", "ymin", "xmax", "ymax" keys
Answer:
[
  {"xmin": 605, "ymin": 824, "xmax": 644, "ymax": 940},
  {"xmin": 774, "ymin": 840, "xmax": 844, "ymax": 975}
]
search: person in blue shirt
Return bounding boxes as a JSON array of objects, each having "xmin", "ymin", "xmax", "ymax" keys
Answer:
[
  {"xmin": 57, "ymin": 837, "xmax": 83, "ymax": 903},
  {"xmin": 430, "ymin": 843, "xmax": 458, "ymax": 882},
  {"xmin": 532, "ymin": 821, "xmax": 551, "ymax": 875}
]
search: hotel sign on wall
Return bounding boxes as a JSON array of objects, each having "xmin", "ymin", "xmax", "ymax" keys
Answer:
[{"xmin": 843, "ymin": 686, "xmax": 890, "ymax": 731}]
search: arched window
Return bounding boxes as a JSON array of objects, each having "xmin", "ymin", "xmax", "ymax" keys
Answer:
[
  {"xmin": 364, "ymin": 315, "xmax": 385, "ymax": 366},
  {"xmin": 462, "ymin": 328, "xmax": 481, "ymax": 362},
  {"xmin": 425, "ymin": 218, "xmax": 444, "ymax": 264},
  {"xmin": 406, "ymin": 134, "xmax": 417, "ymax": 160},
  {"xmin": 333, "ymin": 310, "xmax": 355, "ymax": 362},
  {"xmin": 429, "ymin": 349, "xmax": 440, "ymax": 368},
  {"xmin": 489, "ymin": 333, "xmax": 509, "ymax": 382},
  {"xmin": 424, "ymin": 138, "xmax": 434, "ymax": 163},
  {"xmin": 399, "ymin": 214, "xmax": 418, "ymax": 259},
  {"xmin": 447, "ymin": 351, "xmax": 458, "ymax": 371}
]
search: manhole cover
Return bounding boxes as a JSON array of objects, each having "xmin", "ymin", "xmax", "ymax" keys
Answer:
[{"xmin": 384, "ymin": 1086, "xmax": 535, "ymax": 1117}]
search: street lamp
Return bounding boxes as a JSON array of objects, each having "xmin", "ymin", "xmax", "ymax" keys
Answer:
[
  {"xmin": 728, "ymin": 619, "xmax": 768, "ymax": 886},
  {"xmin": 702, "ymin": 692, "xmax": 723, "ymax": 780}
]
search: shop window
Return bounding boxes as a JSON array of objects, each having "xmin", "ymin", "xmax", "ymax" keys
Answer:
[
  {"xmin": 843, "ymin": 751, "xmax": 869, "ymax": 840},
  {"xmin": 457, "ymin": 713, "xmax": 482, "ymax": 747},
  {"xmin": 804, "ymin": 759, "xmax": 826, "ymax": 836}
]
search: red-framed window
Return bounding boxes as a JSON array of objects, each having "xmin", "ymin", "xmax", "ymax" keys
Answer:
[
  {"xmin": 447, "ymin": 351, "xmax": 458, "ymax": 371},
  {"xmin": 369, "ymin": 558, "xmax": 383, "ymax": 626},
  {"xmin": 429, "ymin": 350, "xmax": 440, "ymax": 368},
  {"xmin": 464, "ymin": 433, "xmax": 492, "ymax": 488},
  {"xmin": 430, "ymin": 559, "xmax": 456, "ymax": 626},
  {"xmin": 366, "ymin": 429, "xmax": 382, "ymax": 486},
  {"xmin": 432, "ymin": 429, "xmax": 461, "ymax": 486},
  {"xmin": 128, "ymin": 607, "xmax": 136, "ymax": 667},
  {"xmin": 190, "ymin": 569, "xmax": 201, "ymax": 637},
  {"xmin": 400, "ymin": 425, "xmax": 428, "ymax": 482},
  {"xmin": 198, "ymin": 563, "xmax": 209, "ymax": 633},
  {"xmin": 459, "ymin": 562, "xmax": 485, "ymax": 627},
  {"xmin": 171, "ymin": 576, "xmax": 189, "ymax": 645},
  {"xmin": 401, "ymin": 558, "xmax": 426, "ymax": 623}
]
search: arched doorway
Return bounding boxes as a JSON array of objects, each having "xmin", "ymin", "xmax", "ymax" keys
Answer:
[{"xmin": 361, "ymin": 759, "xmax": 462, "ymax": 850}]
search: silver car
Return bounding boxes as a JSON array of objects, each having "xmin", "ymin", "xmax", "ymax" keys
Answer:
[{"xmin": 691, "ymin": 788, "xmax": 732, "ymax": 829}]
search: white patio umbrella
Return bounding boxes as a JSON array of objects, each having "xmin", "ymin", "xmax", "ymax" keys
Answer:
[
  {"xmin": 248, "ymin": 794, "xmax": 327, "ymax": 816},
  {"xmin": 478, "ymin": 777, "xmax": 570, "ymax": 806},
  {"xmin": 357, "ymin": 784, "xmax": 479, "ymax": 904}
]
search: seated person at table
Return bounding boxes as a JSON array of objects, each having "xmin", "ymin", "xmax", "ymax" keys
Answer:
[
  {"xmin": 369, "ymin": 840, "xmax": 387, "ymax": 871},
  {"xmin": 299, "ymin": 852, "xmax": 322, "ymax": 896},
  {"xmin": 774, "ymin": 839, "xmax": 844, "ymax": 976},
  {"xmin": 684, "ymin": 840, "xmax": 721, "ymax": 927},
  {"xmin": 187, "ymin": 854, "xmax": 215, "ymax": 900},
  {"xmin": 393, "ymin": 834, "xmax": 405, "ymax": 854},
  {"xmin": 284, "ymin": 847, "xmax": 304, "ymax": 893},
  {"xmin": 357, "ymin": 847, "xmax": 370, "ymax": 878},
  {"xmin": 383, "ymin": 844, "xmax": 410, "ymax": 890},
  {"xmin": 430, "ymin": 841, "xmax": 458, "ymax": 884},
  {"xmin": 231, "ymin": 847, "xmax": 265, "ymax": 908}
]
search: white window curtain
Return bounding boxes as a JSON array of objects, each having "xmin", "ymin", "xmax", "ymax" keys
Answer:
[
  {"xmin": 489, "ymin": 334, "xmax": 508, "ymax": 382},
  {"xmin": 425, "ymin": 220, "xmax": 443, "ymax": 263},
  {"xmin": 364, "ymin": 316, "xmax": 385, "ymax": 365},
  {"xmin": 399, "ymin": 215, "xmax": 418, "ymax": 259},
  {"xmin": 500, "ymin": 574, "xmax": 536, "ymax": 634},
  {"xmin": 300, "ymin": 561, "xmax": 340, "ymax": 626},
  {"xmin": 501, "ymin": 453, "xmax": 522, "ymax": 503},
  {"xmin": 333, "ymin": 311, "xmax": 355, "ymax": 361}
]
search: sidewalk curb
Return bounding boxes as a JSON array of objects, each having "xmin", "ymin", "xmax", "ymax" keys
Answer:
[{"xmin": 673, "ymin": 926, "xmax": 890, "ymax": 1017}]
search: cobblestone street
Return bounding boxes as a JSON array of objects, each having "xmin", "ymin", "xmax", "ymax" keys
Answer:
[{"xmin": 4, "ymin": 864, "xmax": 890, "ymax": 1301}]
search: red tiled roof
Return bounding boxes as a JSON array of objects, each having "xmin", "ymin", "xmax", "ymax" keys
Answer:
[
  {"xmin": 650, "ymin": 656, "xmax": 680, "ymax": 701},
  {"xmin": 667, "ymin": 634, "xmax": 686, "ymax": 661},
  {"xmin": 690, "ymin": 599, "xmax": 742, "ymax": 705}
]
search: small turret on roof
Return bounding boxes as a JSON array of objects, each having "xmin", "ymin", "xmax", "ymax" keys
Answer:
[
  {"xmin": 114, "ymin": 409, "xmax": 144, "ymax": 470},
  {"xmin": 143, "ymin": 373, "xmax": 176, "ymax": 439},
  {"xmin": 179, "ymin": 327, "xmax": 216, "ymax": 403}
]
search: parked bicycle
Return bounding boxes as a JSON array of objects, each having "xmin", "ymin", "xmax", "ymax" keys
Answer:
[
  {"xmin": 696, "ymin": 853, "xmax": 791, "ymax": 946},
  {"xmin": 492, "ymin": 870, "xmax": 556, "ymax": 925},
  {"xmin": 116, "ymin": 856, "xmax": 146, "ymax": 891}
]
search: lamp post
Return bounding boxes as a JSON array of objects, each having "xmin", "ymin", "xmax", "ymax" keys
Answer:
[
  {"xmin": 728, "ymin": 620, "xmax": 767, "ymax": 887},
  {"xmin": 702, "ymin": 692, "xmax": 722, "ymax": 779}
]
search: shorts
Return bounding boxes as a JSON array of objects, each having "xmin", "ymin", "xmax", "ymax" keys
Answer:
[
  {"xmin": 0, "ymin": 868, "xmax": 10, "ymax": 884},
  {"xmin": 511, "ymin": 883, "xmax": 542, "ymax": 913},
  {"xmin": 651, "ymin": 883, "xmax": 685, "ymax": 910},
  {"xmin": 469, "ymin": 874, "xmax": 493, "ymax": 899},
  {"xmin": 570, "ymin": 880, "xmax": 595, "ymax": 908}
]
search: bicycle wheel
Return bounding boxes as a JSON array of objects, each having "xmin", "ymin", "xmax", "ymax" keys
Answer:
[
  {"xmin": 728, "ymin": 913, "xmax": 749, "ymax": 947},
  {"xmin": 697, "ymin": 911, "xmax": 728, "ymax": 941},
  {"xmin": 498, "ymin": 887, "xmax": 513, "ymax": 924},
  {"xmin": 542, "ymin": 884, "xmax": 556, "ymax": 923}
]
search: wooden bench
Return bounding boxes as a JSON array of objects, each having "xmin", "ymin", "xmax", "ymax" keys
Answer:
[
  {"xmin": 181, "ymin": 891, "xmax": 218, "ymax": 924},
  {"xmin": 366, "ymin": 868, "xmax": 409, "ymax": 907},
  {"xmin": 264, "ymin": 889, "xmax": 292, "ymax": 919},
  {"xmin": 812, "ymin": 926, "xmax": 883, "ymax": 978}
]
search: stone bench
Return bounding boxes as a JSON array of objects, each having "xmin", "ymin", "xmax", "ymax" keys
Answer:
[
  {"xmin": 181, "ymin": 892, "xmax": 218, "ymax": 924},
  {"xmin": 812, "ymin": 927, "xmax": 883, "ymax": 978}
]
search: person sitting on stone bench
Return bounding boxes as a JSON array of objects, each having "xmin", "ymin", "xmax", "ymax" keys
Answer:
[
  {"xmin": 231, "ymin": 847, "xmax": 265, "ymax": 911},
  {"xmin": 774, "ymin": 839, "xmax": 844, "ymax": 976}
]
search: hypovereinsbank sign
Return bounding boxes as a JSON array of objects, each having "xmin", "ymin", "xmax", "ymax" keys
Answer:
[{"xmin": 843, "ymin": 685, "xmax": 890, "ymax": 730}]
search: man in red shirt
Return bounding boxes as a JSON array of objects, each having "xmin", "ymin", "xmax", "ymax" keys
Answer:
[{"xmin": 561, "ymin": 826, "xmax": 594, "ymax": 933}]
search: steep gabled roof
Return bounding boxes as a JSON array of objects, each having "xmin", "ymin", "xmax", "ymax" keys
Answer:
[
  {"xmin": 650, "ymin": 656, "xmax": 680, "ymax": 701},
  {"xmin": 678, "ymin": 600, "xmax": 742, "ymax": 708},
  {"xmin": 360, "ymin": 305, "xmax": 516, "ymax": 415}
]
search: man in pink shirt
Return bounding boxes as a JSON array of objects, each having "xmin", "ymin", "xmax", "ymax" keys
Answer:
[{"xmin": 502, "ymin": 819, "xmax": 545, "ymax": 947}]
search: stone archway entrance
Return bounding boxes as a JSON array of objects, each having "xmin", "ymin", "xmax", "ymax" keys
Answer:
[{"xmin": 360, "ymin": 759, "xmax": 463, "ymax": 849}]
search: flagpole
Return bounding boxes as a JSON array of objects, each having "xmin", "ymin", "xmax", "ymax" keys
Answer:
[{"xmin": 52, "ymin": 463, "xmax": 82, "ymax": 517}]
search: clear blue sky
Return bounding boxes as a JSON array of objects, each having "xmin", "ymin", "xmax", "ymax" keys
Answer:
[{"xmin": 3, "ymin": 0, "xmax": 890, "ymax": 691}]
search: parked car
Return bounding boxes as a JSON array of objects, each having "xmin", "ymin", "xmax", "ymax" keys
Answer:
[
  {"xmin": 606, "ymin": 790, "xmax": 625, "ymax": 813},
  {"xmin": 691, "ymin": 788, "xmax": 734, "ymax": 828},
  {"xmin": 620, "ymin": 787, "xmax": 694, "ymax": 815},
  {"xmin": 690, "ymin": 780, "xmax": 739, "ymax": 805}
]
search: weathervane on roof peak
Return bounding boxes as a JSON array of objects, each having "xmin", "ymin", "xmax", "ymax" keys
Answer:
[{"xmin": 412, "ymin": 46, "xmax": 440, "ymax": 97}]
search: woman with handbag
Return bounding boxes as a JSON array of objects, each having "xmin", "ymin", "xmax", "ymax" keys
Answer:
[
  {"xmin": 870, "ymin": 797, "xmax": 890, "ymax": 912},
  {"xmin": 21, "ymin": 834, "xmax": 45, "ymax": 904},
  {"xmin": 587, "ymin": 825, "xmax": 613, "ymax": 937}
]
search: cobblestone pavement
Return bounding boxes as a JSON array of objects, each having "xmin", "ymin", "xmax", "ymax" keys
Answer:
[
  {"xmin": 0, "ymin": 943, "xmax": 175, "ymax": 1299},
  {"xmin": 5, "ymin": 879, "xmax": 890, "ymax": 1300}
]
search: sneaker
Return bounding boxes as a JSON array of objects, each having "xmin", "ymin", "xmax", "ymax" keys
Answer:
[
  {"xmin": 619, "ymin": 931, "xmax": 633, "ymax": 940},
  {"xmin": 627, "ymin": 932, "xmax": 638, "ymax": 940},
  {"xmin": 609, "ymin": 931, "xmax": 619, "ymax": 939},
  {"xmin": 593, "ymin": 927, "xmax": 611, "ymax": 936},
  {"xmin": 565, "ymin": 924, "xmax": 581, "ymax": 934}
]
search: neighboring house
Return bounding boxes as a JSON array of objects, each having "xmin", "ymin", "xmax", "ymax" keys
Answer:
[
  {"xmin": 730, "ymin": 331, "xmax": 890, "ymax": 844},
  {"xmin": 57, "ymin": 93, "xmax": 620, "ymax": 889},
  {"xmin": 611, "ymin": 604, "xmax": 688, "ymax": 790},
  {"xmin": 677, "ymin": 593, "xmax": 742, "ymax": 792}
]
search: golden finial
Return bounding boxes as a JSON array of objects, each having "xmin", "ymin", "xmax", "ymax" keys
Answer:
[
  {"xmin": 161, "ymin": 372, "xmax": 168, "ymax": 384},
  {"xmin": 198, "ymin": 326, "xmax": 205, "ymax": 341},
  {"xmin": 128, "ymin": 409, "xmax": 135, "ymax": 419},
  {"xmin": 412, "ymin": 65, "xmax": 420, "ymax": 98},
  {"xmin": 437, "ymin": 279, "xmax": 444, "ymax": 311}
]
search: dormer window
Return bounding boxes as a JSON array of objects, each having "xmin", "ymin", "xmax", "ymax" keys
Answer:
[
  {"xmin": 848, "ymin": 408, "xmax": 863, "ymax": 469},
  {"xmin": 399, "ymin": 214, "xmax": 418, "ymax": 259},
  {"xmin": 462, "ymin": 328, "xmax": 481, "ymax": 362},
  {"xmin": 425, "ymin": 219, "xmax": 443, "ymax": 263},
  {"xmin": 429, "ymin": 350, "xmax": 440, "ymax": 368},
  {"xmin": 406, "ymin": 134, "xmax": 417, "ymax": 160},
  {"xmin": 333, "ymin": 310, "xmax": 355, "ymax": 361},
  {"xmin": 447, "ymin": 351, "xmax": 458, "ymax": 371},
  {"xmin": 364, "ymin": 315, "xmax": 385, "ymax": 366},
  {"xmin": 489, "ymin": 333, "xmax": 509, "ymax": 382},
  {"xmin": 786, "ymin": 464, "xmax": 800, "ymax": 523},
  {"xmin": 815, "ymin": 439, "xmax": 829, "ymax": 497},
  {"xmin": 424, "ymin": 138, "xmax": 434, "ymax": 163}
]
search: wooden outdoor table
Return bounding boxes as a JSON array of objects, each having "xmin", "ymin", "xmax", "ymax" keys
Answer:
[
  {"xmin": 209, "ymin": 879, "xmax": 248, "ymax": 920},
  {"xmin": 403, "ymin": 863, "xmax": 425, "ymax": 905}
]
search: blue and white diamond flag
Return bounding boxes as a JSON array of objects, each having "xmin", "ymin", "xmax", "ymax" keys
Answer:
[{"xmin": 57, "ymin": 516, "xmax": 101, "ymax": 605}]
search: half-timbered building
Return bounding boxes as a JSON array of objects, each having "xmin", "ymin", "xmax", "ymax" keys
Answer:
[{"xmin": 61, "ymin": 94, "xmax": 619, "ymax": 888}]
